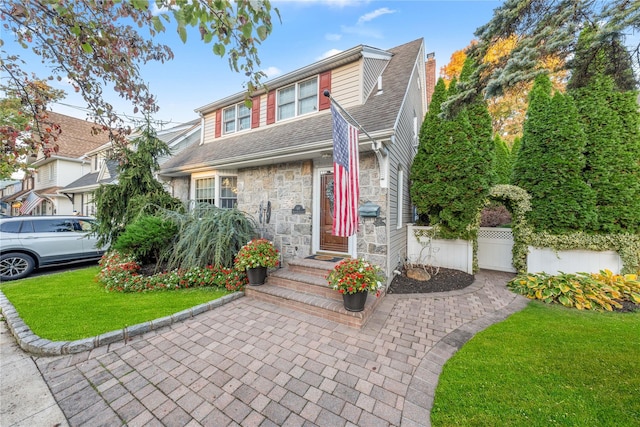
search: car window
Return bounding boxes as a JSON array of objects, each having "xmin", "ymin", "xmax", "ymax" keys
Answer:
[
  {"xmin": 0, "ymin": 221, "xmax": 21, "ymax": 233},
  {"xmin": 32, "ymin": 219, "xmax": 75, "ymax": 233},
  {"xmin": 76, "ymin": 219, "xmax": 96, "ymax": 232},
  {"xmin": 19, "ymin": 220, "xmax": 34, "ymax": 233}
]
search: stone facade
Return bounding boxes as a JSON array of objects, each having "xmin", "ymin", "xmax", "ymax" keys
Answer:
[
  {"xmin": 238, "ymin": 161, "xmax": 314, "ymax": 263},
  {"xmin": 356, "ymin": 153, "xmax": 388, "ymax": 270},
  {"xmin": 166, "ymin": 153, "xmax": 388, "ymax": 273}
]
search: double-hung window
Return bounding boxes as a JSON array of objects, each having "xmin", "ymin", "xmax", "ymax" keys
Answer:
[
  {"xmin": 194, "ymin": 175, "xmax": 237, "ymax": 208},
  {"xmin": 277, "ymin": 77, "xmax": 318, "ymax": 121},
  {"xmin": 223, "ymin": 103, "xmax": 251, "ymax": 134},
  {"xmin": 219, "ymin": 176, "xmax": 238, "ymax": 208},
  {"xmin": 195, "ymin": 177, "xmax": 215, "ymax": 205}
]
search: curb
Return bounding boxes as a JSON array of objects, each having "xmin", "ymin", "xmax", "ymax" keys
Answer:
[{"xmin": 0, "ymin": 290, "xmax": 244, "ymax": 356}]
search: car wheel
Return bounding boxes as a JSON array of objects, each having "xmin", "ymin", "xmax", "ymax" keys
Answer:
[{"xmin": 0, "ymin": 253, "xmax": 36, "ymax": 281}]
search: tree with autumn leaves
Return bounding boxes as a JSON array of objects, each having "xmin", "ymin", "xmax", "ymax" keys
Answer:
[
  {"xmin": 0, "ymin": 1, "xmax": 278, "ymax": 178},
  {"xmin": 415, "ymin": 0, "xmax": 639, "ymax": 239}
]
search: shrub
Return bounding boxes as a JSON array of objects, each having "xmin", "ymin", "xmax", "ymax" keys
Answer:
[
  {"xmin": 112, "ymin": 214, "xmax": 178, "ymax": 265},
  {"xmin": 512, "ymin": 74, "xmax": 597, "ymax": 233},
  {"xmin": 480, "ymin": 203, "xmax": 512, "ymax": 227},
  {"xmin": 98, "ymin": 250, "xmax": 246, "ymax": 293},
  {"xmin": 507, "ymin": 269, "xmax": 640, "ymax": 311},
  {"xmin": 158, "ymin": 203, "xmax": 258, "ymax": 270}
]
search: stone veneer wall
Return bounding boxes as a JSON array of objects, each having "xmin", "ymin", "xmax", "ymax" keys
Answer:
[
  {"xmin": 238, "ymin": 161, "xmax": 314, "ymax": 264},
  {"xmin": 167, "ymin": 153, "xmax": 388, "ymax": 272},
  {"xmin": 356, "ymin": 152, "xmax": 388, "ymax": 271},
  {"xmin": 237, "ymin": 153, "xmax": 388, "ymax": 270}
]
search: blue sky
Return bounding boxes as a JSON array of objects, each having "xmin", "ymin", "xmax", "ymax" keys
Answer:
[{"xmin": 2, "ymin": 0, "xmax": 503, "ymax": 127}]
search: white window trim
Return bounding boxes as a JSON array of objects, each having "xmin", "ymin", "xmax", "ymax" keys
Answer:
[
  {"xmin": 191, "ymin": 171, "xmax": 238, "ymax": 208},
  {"xmin": 397, "ymin": 167, "xmax": 404, "ymax": 230},
  {"xmin": 222, "ymin": 103, "xmax": 252, "ymax": 135},
  {"xmin": 276, "ymin": 76, "xmax": 318, "ymax": 122}
]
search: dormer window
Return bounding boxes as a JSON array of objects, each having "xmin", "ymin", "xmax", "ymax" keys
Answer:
[
  {"xmin": 223, "ymin": 103, "xmax": 251, "ymax": 134},
  {"xmin": 277, "ymin": 76, "xmax": 318, "ymax": 121}
]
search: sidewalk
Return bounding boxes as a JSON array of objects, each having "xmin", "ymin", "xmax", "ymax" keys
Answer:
[
  {"xmin": 2, "ymin": 270, "xmax": 526, "ymax": 426},
  {"xmin": 0, "ymin": 317, "xmax": 68, "ymax": 427}
]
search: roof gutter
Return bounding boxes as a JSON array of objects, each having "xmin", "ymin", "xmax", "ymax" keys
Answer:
[{"xmin": 160, "ymin": 129, "xmax": 394, "ymax": 177}]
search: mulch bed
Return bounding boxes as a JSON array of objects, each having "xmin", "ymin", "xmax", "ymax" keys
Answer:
[
  {"xmin": 387, "ymin": 268, "xmax": 639, "ymax": 313},
  {"xmin": 387, "ymin": 267, "xmax": 475, "ymax": 294}
]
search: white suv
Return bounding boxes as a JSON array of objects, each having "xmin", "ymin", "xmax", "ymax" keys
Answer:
[{"xmin": 0, "ymin": 216, "xmax": 107, "ymax": 281}]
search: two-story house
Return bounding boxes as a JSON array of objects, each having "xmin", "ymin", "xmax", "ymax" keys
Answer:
[
  {"xmin": 160, "ymin": 38, "xmax": 427, "ymax": 282},
  {"xmin": 21, "ymin": 112, "xmax": 110, "ymax": 216},
  {"xmin": 63, "ymin": 119, "xmax": 201, "ymax": 215}
]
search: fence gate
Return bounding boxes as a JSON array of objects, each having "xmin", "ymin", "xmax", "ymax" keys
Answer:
[{"xmin": 477, "ymin": 227, "xmax": 516, "ymax": 272}]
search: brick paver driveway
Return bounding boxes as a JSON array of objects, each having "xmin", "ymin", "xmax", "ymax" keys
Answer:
[{"xmin": 36, "ymin": 270, "xmax": 527, "ymax": 426}]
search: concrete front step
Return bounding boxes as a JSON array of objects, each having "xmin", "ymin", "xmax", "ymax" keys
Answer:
[{"xmin": 245, "ymin": 258, "xmax": 384, "ymax": 328}]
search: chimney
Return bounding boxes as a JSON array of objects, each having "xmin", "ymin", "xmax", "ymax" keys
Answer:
[{"xmin": 425, "ymin": 52, "xmax": 436, "ymax": 110}]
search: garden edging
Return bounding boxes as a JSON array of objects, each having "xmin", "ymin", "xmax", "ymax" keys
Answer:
[{"xmin": 0, "ymin": 290, "xmax": 244, "ymax": 356}]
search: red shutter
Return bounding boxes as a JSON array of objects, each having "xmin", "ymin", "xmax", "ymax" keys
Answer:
[
  {"xmin": 266, "ymin": 91, "xmax": 276, "ymax": 124},
  {"xmin": 215, "ymin": 109, "xmax": 222, "ymax": 138},
  {"xmin": 318, "ymin": 71, "xmax": 331, "ymax": 111},
  {"xmin": 251, "ymin": 95, "xmax": 261, "ymax": 129}
]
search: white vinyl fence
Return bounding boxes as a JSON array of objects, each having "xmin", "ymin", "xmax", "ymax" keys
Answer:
[{"xmin": 477, "ymin": 227, "xmax": 516, "ymax": 272}]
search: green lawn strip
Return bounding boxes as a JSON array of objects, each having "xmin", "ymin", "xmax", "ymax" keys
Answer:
[
  {"xmin": 431, "ymin": 302, "xmax": 640, "ymax": 427},
  {"xmin": 0, "ymin": 267, "xmax": 231, "ymax": 341}
]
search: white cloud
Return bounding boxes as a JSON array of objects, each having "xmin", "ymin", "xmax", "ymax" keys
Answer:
[
  {"xmin": 357, "ymin": 7, "xmax": 395, "ymax": 25},
  {"xmin": 150, "ymin": 3, "xmax": 174, "ymax": 16},
  {"xmin": 317, "ymin": 49, "xmax": 343, "ymax": 60},
  {"xmin": 261, "ymin": 66, "xmax": 282, "ymax": 78},
  {"xmin": 325, "ymin": 33, "xmax": 342, "ymax": 41}
]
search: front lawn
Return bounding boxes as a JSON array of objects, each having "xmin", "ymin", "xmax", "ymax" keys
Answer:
[
  {"xmin": 0, "ymin": 266, "xmax": 232, "ymax": 341},
  {"xmin": 431, "ymin": 302, "xmax": 640, "ymax": 426}
]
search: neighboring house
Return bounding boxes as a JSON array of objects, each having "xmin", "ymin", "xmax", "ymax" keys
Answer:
[
  {"xmin": 23, "ymin": 112, "xmax": 110, "ymax": 216},
  {"xmin": 160, "ymin": 38, "xmax": 428, "ymax": 282},
  {"xmin": 0, "ymin": 180, "xmax": 24, "ymax": 215},
  {"xmin": 62, "ymin": 119, "xmax": 201, "ymax": 215}
]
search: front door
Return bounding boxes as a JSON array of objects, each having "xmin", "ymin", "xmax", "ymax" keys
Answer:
[{"xmin": 320, "ymin": 171, "xmax": 348, "ymax": 252}]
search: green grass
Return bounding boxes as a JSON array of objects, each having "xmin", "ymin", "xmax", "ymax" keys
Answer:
[
  {"xmin": 0, "ymin": 267, "xmax": 231, "ymax": 341},
  {"xmin": 431, "ymin": 302, "xmax": 640, "ymax": 426}
]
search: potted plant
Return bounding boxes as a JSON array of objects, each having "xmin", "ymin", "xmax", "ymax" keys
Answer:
[
  {"xmin": 326, "ymin": 258, "xmax": 385, "ymax": 312},
  {"xmin": 234, "ymin": 238, "xmax": 279, "ymax": 285}
]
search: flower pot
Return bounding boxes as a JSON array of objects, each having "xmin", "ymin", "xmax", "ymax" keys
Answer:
[
  {"xmin": 246, "ymin": 266, "xmax": 268, "ymax": 285},
  {"xmin": 342, "ymin": 291, "xmax": 368, "ymax": 312}
]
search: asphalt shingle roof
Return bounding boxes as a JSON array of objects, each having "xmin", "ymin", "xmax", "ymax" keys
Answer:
[
  {"xmin": 161, "ymin": 39, "xmax": 422, "ymax": 172},
  {"xmin": 45, "ymin": 112, "xmax": 110, "ymax": 158}
]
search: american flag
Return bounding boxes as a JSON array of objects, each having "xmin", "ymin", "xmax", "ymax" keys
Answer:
[
  {"xmin": 331, "ymin": 104, "xmax": 359, "ymax": 237},
  {"xmin": 19, "ymin": 191, "xmax": 43, "ymax": 215}
]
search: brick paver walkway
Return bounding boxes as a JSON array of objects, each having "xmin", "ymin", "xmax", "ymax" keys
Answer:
[{"xmin": 35, "ymin": 270, "xmax": 527, "ymax": 426}]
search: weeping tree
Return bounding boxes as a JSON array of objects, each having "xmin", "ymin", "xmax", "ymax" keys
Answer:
[
  {"xmin": 157, "ymin": 203, "xmax": 258, "ymax": 270},
  {"xmin": 94, "ymin": 117, "xmax": 183, "ymax": 247},
  {"xmin": 512, "ymin": 74, "xmax": 597, "ymax": 233}
]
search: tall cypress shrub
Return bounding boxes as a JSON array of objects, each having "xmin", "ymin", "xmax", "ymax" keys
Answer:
[
  {"xmin": 513, "ymin": 74, "xmax": 596, "ymax": 233},
  {"xmin": 572, "ymin": 74, "xmax": 640, "ymax": 233},
  {"xmin": 493, "ymin": 135, "xmax": 512, "ymax": 185},
  {"xmin": 410, "ymin": 78, "xmax": 447, "ymax": 223},
  {"xmin": 410, "ymin": 59, "xmax": 494, "ymax": 239}
]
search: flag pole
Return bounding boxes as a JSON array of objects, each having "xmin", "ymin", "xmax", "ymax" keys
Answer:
[{"xmin": 324, "ymin": 90, "xmax": 388, "ymax": 181}]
